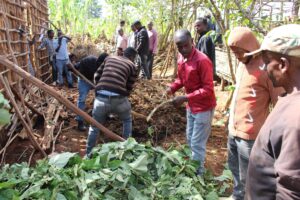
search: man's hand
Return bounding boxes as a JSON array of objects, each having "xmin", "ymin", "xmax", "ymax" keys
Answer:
[
  {"xmin": 166, "ymin": 87, "xmax": 173, "ymax": 96},
  {"xmin": 172, "ymin": 96, "xmax": 188, "ymax": 107}
]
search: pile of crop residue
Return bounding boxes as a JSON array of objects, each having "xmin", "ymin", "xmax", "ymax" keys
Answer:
[
  {"xmin": 70, "ymin": 35, "xmax": 115, "ymax": 60},
  {"xmin": 101, "ymin": 79, "xmax": 186, "ymax": 144}
]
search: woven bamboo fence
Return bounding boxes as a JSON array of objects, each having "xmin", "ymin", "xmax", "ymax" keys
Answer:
[{"xmin": 0, "ymin": 0, "xmax": 50, "ymax": 153}]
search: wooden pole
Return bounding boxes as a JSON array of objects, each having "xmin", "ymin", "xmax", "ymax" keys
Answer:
[
  {"xmin": 0, "ymin": 74, "xmax": 47, "ymax": 157},
  {"xmin": 68, "ymin": 65, "xmax": 96, "ymax": 88},
  {"xmin": 10, "ymin": 86, "xmax": 43, "ymax": 117},
  {"xmin": 0, "ymin": 56, "xmax": 124, "ymax": 142}
]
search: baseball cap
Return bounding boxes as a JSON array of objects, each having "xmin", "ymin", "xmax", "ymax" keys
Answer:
[{"xmin": 245, "ymin": 24, "xmax": 300, "ymax": 58}]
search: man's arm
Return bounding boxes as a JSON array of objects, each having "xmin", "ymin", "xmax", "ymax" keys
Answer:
[
  {"xmin": 203, "ymin": 36, "xmax": 215, "ymax": 64},
  {"xmin": 186, "ymin": 59, "xmax": 214, "ymax": 101},
  {"xmin": 63, "ymin": 35, "xmax": 72, "ymax": 42},
  {"xmin": 275, "ymin": 127, "xmax": 300, "ymax": 198},
  {"xmin": 169, "ymin": 65, "xmax": 184, "ymax": 94},
  {"xmin": 37, "ymin": 38, "xmax": 47, "ymax": 50},
  {"xmin": 126, "ymin": 64, "xmax": 139, "ymax": 91}
]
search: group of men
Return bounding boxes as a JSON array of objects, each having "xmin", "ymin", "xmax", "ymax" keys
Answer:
[
  {"xmin": 38, "ymin": 18, "xmax": 300, "ymax": 199},
  {"xmin": 38, "ymin": 29, "xmax": 73, "ymax": 88},
  {"xmin": 168, "ymin": 24, "xmax": 300, "ymax": 199},
  {"xmin": 115, "ymin": 20, "xmax": 158, "ymax": 80}
]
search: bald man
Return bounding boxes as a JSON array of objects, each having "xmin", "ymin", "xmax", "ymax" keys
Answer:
[{"xmin": 166, "ymin": 30, "xmax": 216, "ymax": 175}]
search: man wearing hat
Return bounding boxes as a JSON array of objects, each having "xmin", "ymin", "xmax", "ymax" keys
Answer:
[
  {"xmin": 226, "ymin": 27, "xmax": 282, "ymax": 200},
  {"xmin": 245, "ymin": 24, "xmax": 300, "ymax": 199}
]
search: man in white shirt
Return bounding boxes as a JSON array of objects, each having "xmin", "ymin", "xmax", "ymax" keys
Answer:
[
  {"xmin": 115, "ymin": 20, "xmax": 125, "ymax": 44},
  {"xmin": 54, "ymin": 30, "xmax": 73, "ymax": 88},
  {"xmin": 127, "ymin": 25, "xmax": 136, "ymax": 48},
  {"xmin": 116, "ymin": 28, "xmax": 128, "ymax": 55}
]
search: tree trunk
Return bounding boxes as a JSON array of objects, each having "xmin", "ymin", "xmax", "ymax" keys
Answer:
[{"xmin": 293, "ymin": 0, "xmax": 300, "ymax": 20}]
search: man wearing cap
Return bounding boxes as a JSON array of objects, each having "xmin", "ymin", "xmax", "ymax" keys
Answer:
[
  {"xmin": 245, "ymin": 24, "xmax": 300, "ymax": 199},
  {"xmin": 133, "ymin": 20, "xmax": 150, "ymax": 79},
  {"xmin": 226, "ymin": 27, "xmax": 283, "ymax": 200}
]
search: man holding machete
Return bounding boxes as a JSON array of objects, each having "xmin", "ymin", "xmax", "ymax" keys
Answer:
[
  {"xmin": 67, "ymin": 53, "xmax": 109, "ymax": 131},
  {"xmin": 166, "ymin": 29, "xmax": 216, "ymax": 176}
]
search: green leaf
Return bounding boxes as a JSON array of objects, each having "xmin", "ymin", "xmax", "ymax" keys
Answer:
[
  {"xmin": 0, "ymin": 189, "xmax": 20, "ymax": 200},
  {"xmin": 0, "ymin": 109, "xmax": 11, "ymax": 125},
  {"xmin": 128, "ymin": 186, "xmax": 149, "ymax": 200},
  {"xmin": 56, "ymin": 193, "xmax": 67, "ymax": 200},
  {"xmin": 0, "ymin": 181, "xmax": 16, "ymax": 190},
  {"xmin": 205, "ymin": 191, "xmax": 219, "ymax": 200},
  {"xmin": 128, "ymin": 152, "xmax": 148, "ymax": 173},
  {"xmin": 49, "ymin": 152, "xmax": 77, "ymax": 168}
]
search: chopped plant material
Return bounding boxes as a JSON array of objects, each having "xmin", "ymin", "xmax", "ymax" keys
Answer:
[{"xmin": 0, "ymin": 139, "xmax": 231, "ymax": 200}]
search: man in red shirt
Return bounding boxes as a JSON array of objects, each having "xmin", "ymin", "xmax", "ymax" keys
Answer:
[{"xmin": 167, "ymin": 29, "xmax": 216, "ymax": 175}]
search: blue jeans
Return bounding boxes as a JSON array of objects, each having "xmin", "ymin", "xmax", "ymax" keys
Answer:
[
  {"xmin": 56, "ymin": 59, "xmax": 73, "ymax": 86},
  {"xmin": 228, "ymin": 134, "xmax": 254, "ymax": 200},
  {"xmin": 76, "ymin": 78, "xmax": 93, "ymax": 122},
  {"xmin": 186, "ymin": 109, "xmax": 214, "ymax": 175},
  {"xmin": 86, "ymin": 96, "xmax": 132, "ymax": 156}
]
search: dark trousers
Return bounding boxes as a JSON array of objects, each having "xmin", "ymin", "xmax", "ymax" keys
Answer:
[
  {"xmin": 147, "ymin": 52, "xmax": 154, "ymax": 79},
  {"xmin": 49, "ymin": 57, "xmax": 57, "ymax": 83},
  {"xmin": 140, "ymin": 54, "xmax": 150, "ymax": 79}
]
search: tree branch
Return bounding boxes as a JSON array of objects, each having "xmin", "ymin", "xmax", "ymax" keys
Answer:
[{"xmin": 233, "ymin": 0, "xmax": 266, "ymax": 34}]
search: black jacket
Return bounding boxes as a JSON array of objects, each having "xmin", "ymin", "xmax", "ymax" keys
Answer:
[
  {"xmin": 74, "ymin": 56, "xmax": 98, "ymax": 82},
  {"xmin": 196, "ymin": 32, "xmax": 216, "ymax": 75},
  {"xmin": 135, "ymin": 26, "xmax": 149, "ymax": 55}
]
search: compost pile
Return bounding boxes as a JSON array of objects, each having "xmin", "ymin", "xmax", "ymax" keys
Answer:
[
  {"xmin": 104, "ymin": 79, "xmax": 187, "ymax": 143},
  {"xmin": 0, "ymin": 139, "xmax": 231, "ymax": 200}
]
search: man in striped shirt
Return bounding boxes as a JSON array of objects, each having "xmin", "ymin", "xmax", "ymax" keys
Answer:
[{"xmin": 86, "ymin": 47, "xmax": 139, "ymax": 157}]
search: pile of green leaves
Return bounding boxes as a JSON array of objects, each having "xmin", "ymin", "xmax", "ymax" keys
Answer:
[{"xmin": 0, "ymin": 139, "xmax": 231, "ymax": 200}]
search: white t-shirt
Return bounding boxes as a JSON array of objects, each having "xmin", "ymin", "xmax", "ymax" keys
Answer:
[
  {"xmin": 116, "ymin": 35, "xmax": 128, "ymax": 51},
  {"xmin": 54, "ymin": 37, "xmax": 69, "ymax": 60}
]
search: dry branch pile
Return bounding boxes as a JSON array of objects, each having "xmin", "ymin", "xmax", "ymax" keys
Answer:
[{"xmin": 70, "ymin": 34, "xmax": 115, "ymax": 60}]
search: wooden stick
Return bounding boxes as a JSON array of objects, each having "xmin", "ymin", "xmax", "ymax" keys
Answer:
[
  {"xmin": 52, "ymin": 121, "xmax": 64, "ymax": 153},
  {"xmin": 68, "ymin": 65, "xmax": 96, "ymax": 89},
  {"xmin": 28, "ymin": 149, "xmax": 36, "ymax": 166},
  {"xmin": 17, "ymin": 81, "xmax": 33, "ymax": 129},
  {"xmin": 10, "ymin": 86, "xmax": 43, "ymax": 116},
  {"xmin": 0, "ymin": 133, "xmax": 19, "ymax": 156},
  {"xmin": 0, "ymin": 74, "xmax": 47, "ymax": 157},
  {"xmin": 0, "ymin": 56, "xmax": 124, "ymax": 142},
  {"xmin": 42, "ymin": 98, "xmax": 58, "ymax": 150},
  {"xmin": 131, "ymin": 110, "xmax": 148, "ymax": 120},
  {"xmin": 146, "ymin": 99, "xmax": 173, "ymax": 122}
]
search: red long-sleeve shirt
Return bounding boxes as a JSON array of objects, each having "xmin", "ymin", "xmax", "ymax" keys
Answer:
[{"xmin": 170, "ymin": 47, "xmax": 216, "ymax": 114}]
